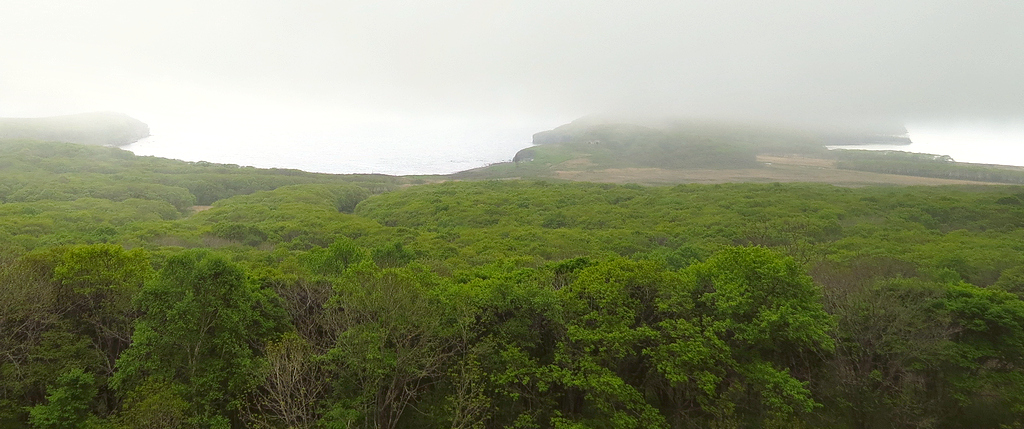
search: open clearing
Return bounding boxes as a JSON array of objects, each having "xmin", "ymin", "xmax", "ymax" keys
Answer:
[{"xmin": 548, "ymin": 155, "xmax": 1003, "ymax": 186}]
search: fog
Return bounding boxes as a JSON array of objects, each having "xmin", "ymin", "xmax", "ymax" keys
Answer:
[{"xmin": 2, "ymin": 0, "xmax": 1023, "ymax": 149}]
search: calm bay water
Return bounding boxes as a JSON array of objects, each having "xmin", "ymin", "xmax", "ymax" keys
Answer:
[
  {"xmin": 123, "ymin": 116, "xmax": 552, "ymax": 176},
  {"xmin": 829, "ymin": 125, "xmax": 1024, "ymax": 166},
  {"xmin": 122, "ymin": 118, "xmax": 1024, "ymax": 175}
]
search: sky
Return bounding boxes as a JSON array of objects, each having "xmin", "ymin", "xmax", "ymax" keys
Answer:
[{"xmin": 2, "ymin": 0, "xmax": 1023, "ymax": 130}]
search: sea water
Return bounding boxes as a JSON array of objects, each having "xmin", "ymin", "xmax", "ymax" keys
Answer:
[
  {"xmin": 122, "ymin": 115, "xmax": 552, "ymax": 176},
  {"xmin": 123, "ymin": 116, "xmax": 1024, "ymax": 175},
  {"xmin": 829, "ymin": 124, "xmax": 1024, "ymax": 166}
]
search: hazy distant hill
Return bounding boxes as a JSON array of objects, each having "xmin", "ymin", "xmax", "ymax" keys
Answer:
[
  {"xmin": 449, "ymin": 117, "xmax": 1024, "ymax": 186},
  {"xmin": 519, "ymin": 117, "xmax": 829, "ymax": 172},
  {"xmin": 0, "ymin": 112, "xmax": 150, "ymax": 146},
  {"xmin": 532, "ymin": 116, "xmax": 911, "ymax": 148},
  {"xmin": 519, "ymin": 116, "xmax": 918, "ymax": 173},
  {"xmin": 820, "ymin": 125, "xmax": 912, "ymax": 146}
]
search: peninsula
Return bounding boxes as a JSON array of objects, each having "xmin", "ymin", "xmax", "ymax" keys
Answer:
[{"xmin": 0, "ymin": 111, "xmax": 150, "ymax": 146}]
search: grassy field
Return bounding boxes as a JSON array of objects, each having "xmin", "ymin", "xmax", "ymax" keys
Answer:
[{"xmin": 452, "ymin": 154, "xmax": 1001, "ymax": 186}]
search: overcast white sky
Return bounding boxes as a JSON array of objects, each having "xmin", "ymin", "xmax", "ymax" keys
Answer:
[{"xmin": 2, "ymin": 0, "xmax": 1023, "ymax": 128}]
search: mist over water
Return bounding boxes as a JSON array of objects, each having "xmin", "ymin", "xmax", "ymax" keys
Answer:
[
  {"xmin": 122, "ymin": 115, "xmax": 554, "ymax": 175},
  {"xmin": 830, "ymin": 124, "xmax": 1024, "ymax": 167},
  {"xmin": 904, "ymin": 125, "xmax": 1024, "ymax": 165},
  {"xmin": 120, "ymin": 114, "xmax": 1024, "ymax": 175},
  {"xmin": 5, "ymin": 1, "xmax": 1023, "ymax": 173}
]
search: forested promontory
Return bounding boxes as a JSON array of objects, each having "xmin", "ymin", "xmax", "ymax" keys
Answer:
[
  {"xmin": 0, "ymin": 112, "xmax": 151, "ymax": 147},
  {"xmin": 460, "ymin": 117, "xmax": 1023, "ymax": 186},
  {"xmin": 3, "ymin": 137, "xmax": 1024, "ymax": 428}
]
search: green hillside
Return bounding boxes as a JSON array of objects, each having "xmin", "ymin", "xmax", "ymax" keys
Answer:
[{"xmin": 2, "ymin": 138, "xmax": 1024, "ymax": 428}]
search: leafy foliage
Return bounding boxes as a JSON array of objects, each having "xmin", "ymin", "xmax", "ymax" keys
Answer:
[
  {"xmin": 111, "ymin": 251, "xmax": 285, "ymax": 427},
  {"xmin": 2, "ymin": 138, "xmax": 1024, "ymax": 428}
]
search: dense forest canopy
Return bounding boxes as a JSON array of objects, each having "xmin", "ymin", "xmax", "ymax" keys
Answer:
[{"xmin": 2, "ymin": 138, "xmax": 1024, "ymax": 428}]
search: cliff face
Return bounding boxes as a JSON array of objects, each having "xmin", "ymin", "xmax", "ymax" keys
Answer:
[{"xmin": 0, "ymin": 112, "xmax": 150, "ymax": 146}]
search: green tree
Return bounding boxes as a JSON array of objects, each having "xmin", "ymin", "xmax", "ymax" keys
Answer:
[
  {"xmin": 0, "ymin": 245, "xmax": 150, "ymax": 424},
  {"xmin": 27, "ymin": 368, "xmax": 97, "ymax": 429},
  {"xmin": 553, "ymin": 258, "xmax": 668, "ymax": 429},
  {"xmin": 111, "ymin": 250, "xmax": 284, "ymax": 427},
  {"xmin": 651, "ymin": 247, "xmax": 834, "ymax": 427},
  {"xmin": 47, "ymin": 245, "xmax": 151, "ymax": 378},
  {"xmin": 371, "ymin": 241, "xmax": 415, "ymax": 269},
  {"xmin": 321, "ymin": 262, "xmax": 457, "ymax": 429}
]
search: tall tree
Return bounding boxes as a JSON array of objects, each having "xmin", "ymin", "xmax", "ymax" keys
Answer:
[
  {"xmin": 321, "ymin": 262, "xmax": 458, "ymax": 429},
  {"xmin": 111, "ymin": 250, "xmax": 284, "ymax": 428},
  {"xmin": 651, "ymin": 247, "xmax": 834, "ymax": 427}
]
